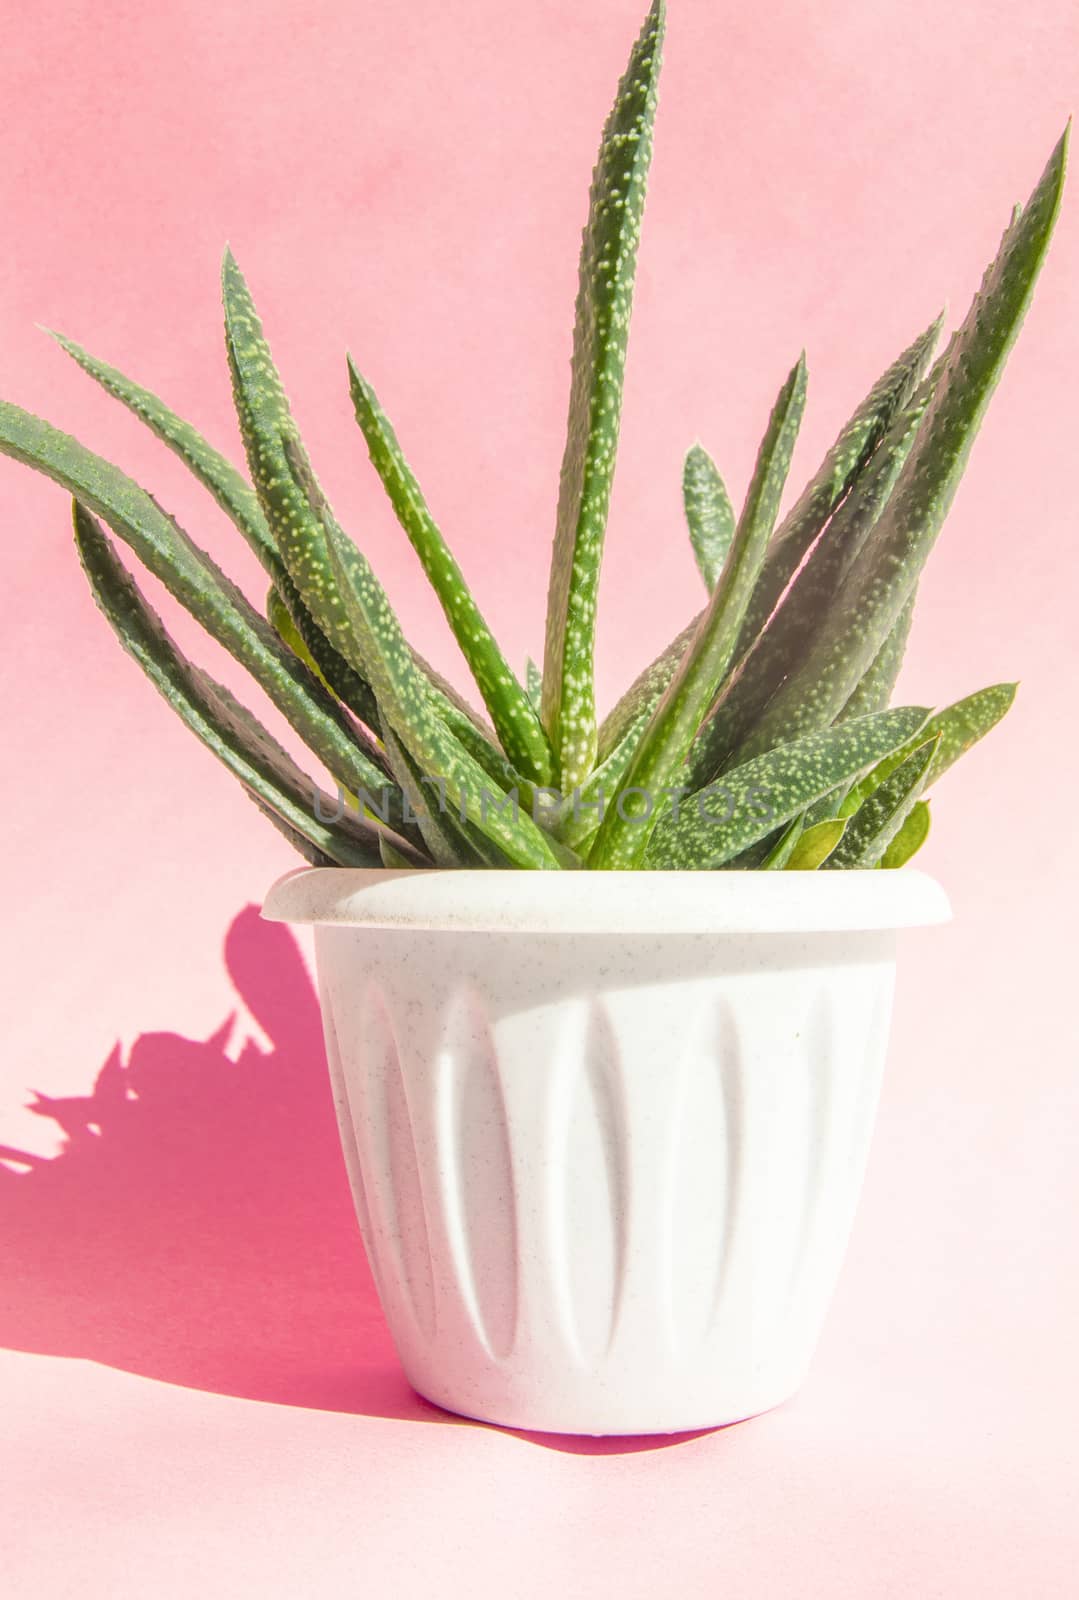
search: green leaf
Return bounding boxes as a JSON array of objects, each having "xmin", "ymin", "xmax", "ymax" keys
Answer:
[
  {"xmin": 596, "ymin": 611, "xmax": 698, "ymax": 761},
  {"xmin": 541, "ymin": 0, "xmax": 665, "ymax": 790},
  {"xmin": 555, "ymin": 709, "xmax": 650, "ymax": 850},
  {"xmin": 244, "ymin": 791, "xmax": 338, "ymax": 867},
  {"xmin": 797, "ymin": 592, "xmax": 919, "ymax": 831},
  {"xmin": 267, "ymin": 583, "xmax": 332, "ymax": 690},
  {"xmin": 683, "ymin": 444, "xmax": 735, "ymax": 591},
  {"xmin": 380, "ymin": 715, "xmax": 531, "ymax": 870},
  {"xmin": 880, "ymin": 800, "xmax": 931, "ymax": 868},
  {"xmin": 47, "ymin": 326, "xmax": 385, "ymax": 729},
  {"xmin": 48, "ymin": 328, "xmax": 275, "ymax": 558},
  {"xmin": 644, "ymin": 706, "xmax": 928, "ymax": 870},
  {"xmin": 72, "ymin": 502, "xmax": 404, "ymax": 868},
  {"xmin": 221, "ymin": 252, "xmax": 515, "ymax": 791},
  {"xmin": 720, "ymin": 828, "xmax": 789, "ymax": 869},
  {"xmin": 222, "ymin": 249, "xmax": 363, "ymax": 662},
  {"xmin": 329, "ymin": 521, "xmax": 562, "ymax": 865},
  {"xmin": 785, "ymin": 816, "xmax": 847, "ymax": 870},
  {"xmin": 379, "ymin": 723, "xmax": 487, "ymax": 868},
  {"xmin": 840, "ymin": 590, "xmax": 917, "ymax": 721},
  {"xmin": 0, "ymin": 395, "xmax": 393, "ymax": 806},
  {"xmin": 761, "ymin": 816, "xmax": 803, "ymax": 869},
  {"xmin": 922, "ymin": 682, "xmax": 1017, "ymax": 785},
  {"xmin": 429, "ymin": 695, "xmax": 519, "ymax": 789},
  {"xmin": 525, "ymin": 656, "xmax": 543, "ymax": 712},
  {"xmin": 261, "ymin": 418, "xmax": 563, "ymax": 868},
  {"xmin": 272, "ymin": 574, "xmax": 381, "ymax": 727},
  {"xmin": 348, "ymin": 359, "xmax": 554, "ymax": 785},
  {"xmin": 589, "ymin": 355, "xmax": 807, "ymax": 870},
  {"xmin": 222, "ymin": 250, "xmax": 554, "ymax": 864},
  {"xmin": 689, "ymin": 374, "xmax": 934, "ymax": 785},
  {"xmin": 379, "ymin": 834, "xmax": 420, "ymax": 870},
  {"xmin": 51, "ymin": 324, "xmax": 509, "ymax": 757},
  {"xmin": 265, "ymin": 581, "xmax": 437, "ymax": 849},
  {"xmin": 593, "ymin": 315, "xmax": 940, "ymax": 770},
  {"xmin": 732, "ymin": 316, "xmax": 941, "ymax": 656},
  {"xmin": 206, "ymin": 672, "xmax": 428, "ymax": 862},
  {"xmin": 740, "ymin": 131, "xmax": 1066, "ymax": 761},
  {"xmin": 825, "ymin": 736, "xmax": 939, "ymax": 868},
  {"xmin": 843, "ymin": 682, "xmax": 1016, "ymax": 815}
]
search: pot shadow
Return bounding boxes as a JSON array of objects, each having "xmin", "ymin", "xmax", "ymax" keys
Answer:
[{"xmin": 0, "ymin": 905, "xmax": 709, "ymax": 1457}]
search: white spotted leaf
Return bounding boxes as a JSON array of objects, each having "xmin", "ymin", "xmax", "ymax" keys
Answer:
[
  {"xmin": 589, "ymin": 355, "xmax": 807, "ymax": 870},
  {"xmin": 541, "ymin": 0, "xmax": 665, "ymax": 790},
  {"xmin": 683, "ymin": 444, "xmax": 735, "ymax": 591},
  {"xmin": 348, "ymin": 359, "xmax": 554, "ymax": 785},
  {"xmin": 645, "ymin": 706, "xmax": 927, "ymax": 871}
]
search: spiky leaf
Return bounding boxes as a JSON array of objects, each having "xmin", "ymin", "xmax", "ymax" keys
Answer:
[
  {"xmin": 922, "ymin": 682, "xmax": 1017, "ymax": 785},
  {"xmin": 840, "ymin": 591, "xmax": 917, "ymax": 722},
  {"xmin": 72, "ymin": 502, "xmax": 401, "ymax": 868},
  {"xmin": 283, "ymin": 439, "xmax": 563, "ymax": 869},
  {"xmin": 825, "ymin": 736, "xmax": 939, "ymax": 868},
  {"xmin": 589, "ymin": 355, "xmax": 807, "ymax": 869},
  {"xmin": 880, "ymin": 800, "xmax": 931, "ymax": 868},
  {"xmin": 245, "ymin": 792, "xmax": 338, "ymax": 867},
  {"xmin": 379, "ymin": 834, "xmax": 422, "ymax": 870},
  {"xmin": 380, "ymin": 718, "xmax": 539, "ymax": 870},
  {"xmin": 556, "ymin": 709, "xmax": 650, "ymax": 850},
  {"xmin": 90, "ymin": 318, "xmax": 495, "ymax": 766},
  {"xmin": 689, "ymin": 377, "xmax": 933, "ymax": 785},
  {"xmin": 48, "ymin": 329, "xmax": 275, "ymax": 557},
  {"xmin": 48, "ymin": 327, "xmax": 386, "ymax": 728},
  {"xmin": 267, "ymin": 584, "xmax": 330, "ymax": 689},
  {"xmin": 221, "ymin": 253, "xmax": 560, "ymax": 866},
  {"xmin": 596, "ymin": 611, "xmax": 698, "ymax": 760},
  {"xmin": 731, "ymin": 316, "xmax": 942, "ymax": 659},
  {"xmin": 379, "ymin": 723, "xmax": 485, "ymax": 868},
  {"xmin": 541, "ymin": 0, "xmax": 665, "ymax": 789},
  {"xmin": 348, "ymin": 359, "xmax": 553, "ymax": 784},
  {"xmin": 645, "ymin": 706, "xmax": 928, "ymax": 870},
  {"xmin": 683, "ymin": 444, "xmax": 735, "ymax": 591},
  {"xmin": 0, "ymin": 397, "xmax": 390, "ymax": 803},
  {"xmin": 265, "ymin": 582, "xmax": 437, "ymax": 846},
  {"xmin": 761, "ymin": 816, "xmax": 803, "ymax": 869},
  {"xmin": 843, "ymin": 682, "xmax": 1016, "ymax": 815},
  {"xmin": 525, "ymin": 656, "xmax": 543, "ymax": 712},
  {"xmin": 594, "ymin": 317, "xmax": 940, "ymax": 769},
  {"xmin": 741, "ymin": 133, "xmax": 1066, "ymax": 760},
  {"xmin": 795, "ymin": 592, "xmax": 920, "ymax": 833},
  {"xmin": 785, "ymin": 816, "xmax": 847, "ymax": 870},
  {"xmin": 220, "ymin": 252, "xmax": 503, "ymax": 759}
]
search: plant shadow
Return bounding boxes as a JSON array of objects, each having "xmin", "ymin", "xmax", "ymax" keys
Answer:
[{"xmin": 0, "ymin": 905, "xmax": 709, "ymax": 1456}]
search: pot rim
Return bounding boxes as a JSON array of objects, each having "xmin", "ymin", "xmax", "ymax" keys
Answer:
[{"xmin": 262, "ymin": 866, "xmax": 951, "ymax": 935}]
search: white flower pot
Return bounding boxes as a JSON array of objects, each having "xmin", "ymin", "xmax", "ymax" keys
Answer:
[{"xmin": 263, "ymin": 867, "xmax": 949, "ymax": 1435}]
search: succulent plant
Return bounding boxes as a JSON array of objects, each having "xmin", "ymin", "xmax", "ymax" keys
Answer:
[{"xmin": 0, "ymin": 1, "xmax": 1065, "ymax": 872}]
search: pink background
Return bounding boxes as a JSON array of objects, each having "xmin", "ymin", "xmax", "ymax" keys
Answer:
[{"xmin": 2, "ymin": 0, "xmax": 1077, "ymax": 1592}]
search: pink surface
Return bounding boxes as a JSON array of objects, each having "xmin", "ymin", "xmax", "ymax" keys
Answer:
[{"xmin": 1, "ymin": 0, "xmax": 1077, "ymax": 1593}]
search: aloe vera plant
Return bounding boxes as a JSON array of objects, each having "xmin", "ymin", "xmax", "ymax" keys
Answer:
[{"xmin": 0, "ymin": 1, "xmax": 1063, "ymax": 872}]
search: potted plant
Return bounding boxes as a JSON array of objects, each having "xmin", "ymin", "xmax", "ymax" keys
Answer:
[{"xmin": 0, "ymin": 0, "xmax": 1064, "ymax": 1435}]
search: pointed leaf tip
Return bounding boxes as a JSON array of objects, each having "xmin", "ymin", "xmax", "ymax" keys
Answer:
[
  {"xmin": 346, "ymin": 353, "xmax": 554, "ymax": 783},
  {"xmin": 540, "ymin": 0, "xmax": 666, "ymax": 789},
  {"xmin": 1041, "ymin": 121, "xmax": 1069, "ymax": 193},
  {"xmin": 221, "ymin": 246, "xmax": 244, "ymax": 288}
]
